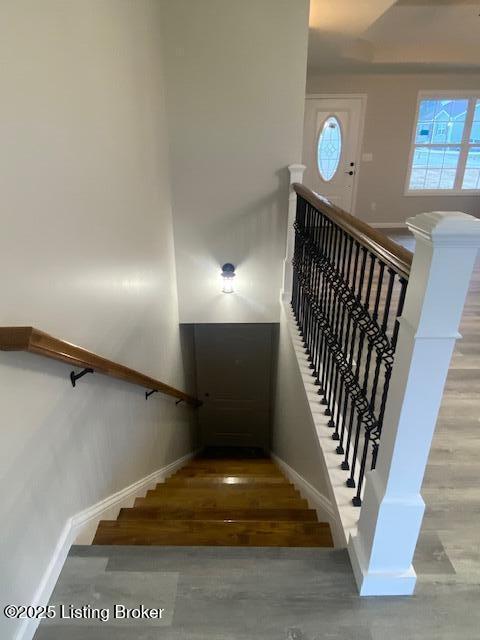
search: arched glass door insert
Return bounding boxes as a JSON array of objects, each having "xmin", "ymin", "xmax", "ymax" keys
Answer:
[{"xmin": 317, "ymin": 116, "xmax": 342, "ymax": 182}]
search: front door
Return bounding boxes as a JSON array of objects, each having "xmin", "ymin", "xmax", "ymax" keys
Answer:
[{"xmin": 303, "ymin": 96, "xmax": 365, "ymax": 213}]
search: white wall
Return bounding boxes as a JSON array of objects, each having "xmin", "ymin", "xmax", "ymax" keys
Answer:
[
  {"xmin": 306, "ymin": 73, "xmax": 480, "ymax": 224},
  {"xmin": 0, "ymin": 2, "xmax": 197, "ymax": 638},
  {"xmin": 160, "ymin": 0, "xmax": 310, "ymax": 323}
]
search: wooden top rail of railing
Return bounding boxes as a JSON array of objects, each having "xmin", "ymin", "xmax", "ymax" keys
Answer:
[
  {"xmin": 0, "ymin": 326, "xmax": 202, "ymax": 407},
  {"xmin": 293, "ymin": 183, "xmax": 413, "ymax": 279}
]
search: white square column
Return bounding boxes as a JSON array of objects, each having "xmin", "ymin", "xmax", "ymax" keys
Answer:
[{"xmin": 348, "ymin": 211, "xmax": 480, "ymax": 595}]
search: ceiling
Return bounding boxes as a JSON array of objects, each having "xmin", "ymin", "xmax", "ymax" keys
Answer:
[{"xmin": 308, "ymin": 0, "xmax": 480, "ymax": 73}]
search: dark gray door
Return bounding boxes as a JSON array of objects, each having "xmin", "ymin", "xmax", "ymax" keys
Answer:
[{"xmin": 194, "ymin": 324, "xmax": 274, "ymax": 449}]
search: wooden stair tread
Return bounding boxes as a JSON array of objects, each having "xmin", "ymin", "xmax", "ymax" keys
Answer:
[
  {"xmin": 91, "ymin": 453, "xmax": 333, "ymax": 548},
  {"xmin": 182, "ymin": 462, "xmax": 278, "ymax": 471},
  {"xmin": 148, "ymin": 486, "xmax": 299, "ymax": 496},
  {"xmin": 163, "ymin": 477, "xmax": 293, "ymax": 487},
  {"xmin": 118, "ymin": 507, "xmax": 317, "ymax": 521},
  {"xmin": 135, "ymin": 494, "xmax": 309, "ymax": 509},
  {"xmin": 93, "ymin": 519, "xmax": 333, "ymax": 547},
  {"xmin": 178, "ymin": 468, "xmax": 280, "ymax": 476},
  {"xmin": 174, "ymin": 469, "xmax": 284, "ymax": 477},
  {"xmin": 184, "ymin": 460, "xmax": 277, "ymax": 465}
]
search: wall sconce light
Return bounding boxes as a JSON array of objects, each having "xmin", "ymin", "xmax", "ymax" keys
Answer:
[{"xmin": 221, "ymin": 263, "xmax": 235, "ymax": 294}]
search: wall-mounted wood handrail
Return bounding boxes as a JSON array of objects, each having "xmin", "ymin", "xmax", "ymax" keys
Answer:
[
  {"xmin": 293, "ymin": 184, "xmax": 413, "ymax": 279},
  {"xmin": 0, "ymin": 326, "xmax": 202, "ymax": 407}
]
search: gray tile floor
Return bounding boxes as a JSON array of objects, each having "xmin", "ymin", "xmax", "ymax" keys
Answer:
[
  {"xmin": 35, "ymin": 232, "xmax": 480, "ymax": 640},
  {"xmin": 34, "ymin": 544, "xmax": 480, "ymax": 640}
]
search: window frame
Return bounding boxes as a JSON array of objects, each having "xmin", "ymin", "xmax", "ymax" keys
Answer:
[{"xmin": 405, "ymin": 90, "xmax": 480, "ymax": 196}]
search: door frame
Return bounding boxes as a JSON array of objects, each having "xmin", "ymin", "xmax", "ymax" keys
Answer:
[{"xmin": 305, "ymin": 93, "xmax": 368, "ymax": 216}]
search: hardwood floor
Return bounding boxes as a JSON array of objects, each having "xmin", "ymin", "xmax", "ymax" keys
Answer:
[{"xmin": 93, "ymin": 451, "xmax": 333, "ymax": 547}]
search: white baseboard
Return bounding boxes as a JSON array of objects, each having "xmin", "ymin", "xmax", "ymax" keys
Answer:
[
  {"xmin": 369, "ymin": 222, "xmax": 407, "ymax": 229},
  {"xmin": 270, "ymin": 452, "xmax": 344, "ymax": 549},
  {"xmin": 348, "ymin": 534, "xmax": 417, "ymax": 596},
  {"xmin": 281, "ymin": 301, "xmax": 361, "ymax": 547},
  {"xmin": 15, "ymin": 449, "xmax": 198, "ymax": 640},
  {"xmin": 73, "ymin": 449, "xmax": 201, "ymax": 544}
]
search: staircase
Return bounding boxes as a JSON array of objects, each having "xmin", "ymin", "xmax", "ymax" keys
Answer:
[{"xmin": 93, "ymin": 449, "xmax": 333, "ymax": 547}]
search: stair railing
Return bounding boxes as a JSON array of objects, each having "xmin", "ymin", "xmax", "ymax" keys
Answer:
[
  {"xmin": 285, "ymin": 164, "xmax": 480, "ymax": 595},
  {"xmin": 0, "ymin": 326, "xmax": 201, "ymax": 407},
  {"xmin": 291, "ymin": 183, "xmax": 412, "ymax": 507}
]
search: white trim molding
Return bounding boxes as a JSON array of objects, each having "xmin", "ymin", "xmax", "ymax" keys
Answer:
[
  {"xmin": 280, "ymin": 298, "xmax": 360, "ymax": 548},
  {"xmin": 15, "ymin": 449, "xmax": 198, "ymax": 640},
  {"xmin": 73, "ymin": 449, "xmax": 200, "ymax": 544},
  {"xmin": 271, "ymin": 452, "xmax": 344, "ymax": 548}
]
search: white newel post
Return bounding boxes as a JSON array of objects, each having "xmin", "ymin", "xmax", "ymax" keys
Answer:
[
  {"xmin": 348, "ymin": 211, "xmax": 480, "ymax": 596},
  {"xmin": 282, "ymin": 163, "xmax": 306, "ymax": 299}
]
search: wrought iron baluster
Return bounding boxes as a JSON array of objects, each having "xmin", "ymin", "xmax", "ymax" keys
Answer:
[
  {"xmin": 328, "ymin": 229, "xmax": 349, "ymax": 430},
  {"xmin": 308, "ymin": 205, "xmax": 318, "ymax": 352},
  {"xmin": 374, "ymin": 270, "xmax": 402, "ymax": 440},
  {"xmin": 323, "ymin": 224, "xmax": 342, "ymax": 417},
  {"xmin": 309, "ymin": 210, "xmax": 322, "ymax": 378},
  {"xmin": 319, "ymin": 220, "xmax": 335, "ymax": 399},
  {"xmin": 340, "ymin": 242, "xmax": 363, "ymax": 473},
  {"xmin": 291, "ymin": 196, "xmax": 305, "ymax": 321},
  {"xmin": 374, "ymin": 268, "xmax": 396, "ymax": 430},
  {"xmin": 366, "ymin": 265, "xmax": 394, "ymax": 474},
  {"xmin": 334, "ymin": 238, "xmax": 359, "ymax": 453},
  {"xmin": 354, "ymin": 273, "xmax": 408, "ymax": 505},
  {"xmin": 305, "ymin": 205, "xmax": 316, "ymax": 358},
  {"xmin": 334, "ymin": 235, "xmax": 355, "ymax": 447},
  {"xmin": 314, "ymin": 213, "xmax": 329, "ymax": 388},
  {"xmin": 300, "ymin": 204, "xmax": 310, "ymax": 345},
  {"xmin": 290, "ymin": 195, "xmax": 410, "ymax": 507},
  {"xmin": 346, "ymin": 249, "xmax": 375, "ymax": 491}
]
